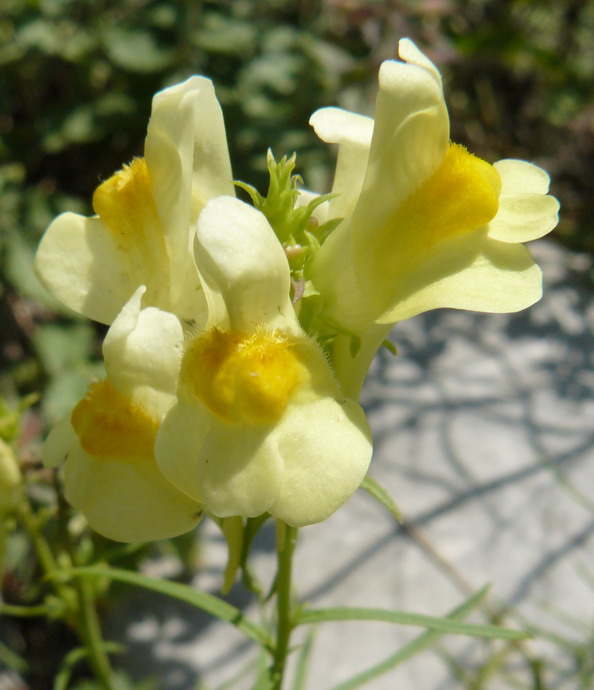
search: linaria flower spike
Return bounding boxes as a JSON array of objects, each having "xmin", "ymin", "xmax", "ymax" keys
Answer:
[
  {"xmin": 155, "ymin": 197, "xmax": 372, "ymax": 527},
  {"xmin": 42, "ymin": 289, "xmax": 203, "ymax": 542},
  {"xmin": 35, "ymin": 77, "xmax": 233, "ymax": 326},
  {"xmin": 309, "ymin": 39, "xmax": 560, "ymax": 332}
]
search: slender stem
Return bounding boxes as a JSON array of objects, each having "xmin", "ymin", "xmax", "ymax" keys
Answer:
[
  {"xmin": 270, "ymin": 522, "xmax": 298, "ymax": 689},
  {"xmin": 18, "ymin": 497, "xmax": 66, "ymax": 598},
  {"xmin": 19, "ymin": 490, "xmax": 114, "ymax": 689},
  {"xmin": 73, "ymin": 575, "xmax": 114, "ymax": 689},
  {"xmin": 58, "ymin": 485, "xmax": 115, "ymax": 690}
]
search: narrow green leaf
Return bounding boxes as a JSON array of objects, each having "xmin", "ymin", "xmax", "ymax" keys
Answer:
[
  {"xmin": 0, "ymin": 640, "xmax": 27, "ymax": 673},
  {"xmin": 54, "ymin": 643, "xmax": 124, "ymax": 690},
  {"xmin": 297, "ymin": 605, "xmax": 528, "ymax": 640},
  {"xmin": 292, "ymin": 627, "xmax": 316, "ymax": 690},
  {"xmin": 54, "ymin": 646, "xmax": 89, "ymax": 690},
  {"xmin": 61, "ymin": 566, "xmax": 272, "ymax": 649},
  {"xmin": 330, "ymin": 587, "xmax": 491, "ymax": 690},
  {"xmin": 360, "ymin": 476, "xmax": 403, "ymax": 523}
]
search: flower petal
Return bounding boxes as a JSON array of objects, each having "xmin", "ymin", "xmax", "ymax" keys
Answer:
[
  {"xmin": 397, "ymin": 38, "xmax": 442, "ymax": 88},
  {"xmin": 156, "ymin": 401, "xmax": 283, "ymax": 517},
  {"xmin": 195, "ymin": 197, "xmax": 298, "ymax": 333},
  {"xmin": 102, "ymin": 287, "xmax": 184, "ymax": 414},
  {"xmin": 309, "ymin": 107, "xmax": 374, "ymax": 220},
  {"xmin": 35, "ymin": 213, "xmax": 136, "ymax": 324},
  {"xmin": 311, "ymin": 52, "xmax": 450, "ymax": 330},
  {"xmin": 494, "ymin": 159, "xmax": 551, "ymax": 195},
  {"xmin": 268, "ymin": 397, "xmax": 372, "ymax": 526},
  {"xmin": 64, "ymin": 443, "xmax": 202, "ymax": 542},
  {"xmin": 365, "ymin": 54, "xmax": 449, "ymax": 210},
  {"xmin": 309, "ymin": 107, "xmax": 374, "ymax": 148},
  {"xmin": 145, "ymin": 77, "xmax": 234, "ymax": 272},
  {"xmin": 376, "ymin": 233, "xmax": 543, "ymax": 323},
  {"xmin": 488, "ymin": 193, "xmax": 560, "ymax": 243}
]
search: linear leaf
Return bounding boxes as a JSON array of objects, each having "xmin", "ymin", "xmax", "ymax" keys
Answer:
[
  {"xmin": 297, "ymin": 604, "xmax": 528, "ymax": 640},
  {"xmin": 330, "ymin": 586, "xmax": 491, "ymax": 689},
  {"xmin": 360, "ymin": 476, "xmax": 403, "ymax": 523},
  {"xmin": 61, "ymin": 566, "xmax": 272, "ymax": 648}
]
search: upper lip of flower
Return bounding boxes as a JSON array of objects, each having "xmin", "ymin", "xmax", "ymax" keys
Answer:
[{"xmin": 34, "ymin": 76, "xmax": 234, "ymax": 327}]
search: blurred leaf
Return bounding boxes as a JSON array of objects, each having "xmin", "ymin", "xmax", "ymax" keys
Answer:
[
  {"xmin": 298, "ymin": 605, "xmax": 529, "ymax": 640},
  {"xmin": 330, "ymin": 587, "xmax": 491, "ymax": 689},
  {"xmin": 102, "ymin": 26, "xmax": 175, "ymax": 73},
  {"xmin": 62, "ymin": 566, "xmax": 273, "ymax": 648},
  {"xmin": 34, "ymin": 323, "xmax": 94, "ymax": 375},
  {"xmin": 193, "ymin": 13, "xmax": 257, "ymax": 55}
]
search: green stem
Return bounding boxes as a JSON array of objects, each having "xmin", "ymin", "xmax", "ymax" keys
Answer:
[
  {"xmin": 18, "ymin": 497, "xmax": 66, "ymax": 597},
  {"xmin": 73, "ymin": 575, "xmax": 114, "ymax": 689},
  {"xmin": 270, "ymin": 522, "xmax": 298, "ymax": 688},
  {"xmin": 20, "ymin": 491, "xmax": 114, "ymax": 689},
  {"xmin": 58, "ymin": 487, "xmax": 115, "ymax": 690}
]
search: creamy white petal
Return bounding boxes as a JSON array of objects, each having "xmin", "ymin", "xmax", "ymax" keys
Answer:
[
  {"xmin": 268, "ymin": 397, "xmax": 372, "ymax": 526},
  {"xmin": 195, "ymin": 197, "xmax": 299, "ymax": 333},
  {"xmin": 494, "ymin": 159, "xmax": 551, "ymax": 195},
  {"xmin": 145, "ymin": 76, "xmax": 234, "ymax": 289},
  {"xmin": 192, "ymin": 421, "xmax": 283, "ymax": 518},
  {"xmin": 63, "ymin": 443, "xmax": 202, "ymax": 542},
  {"xmin": 309, "ymin": 107, "xmax": 374, "ymax": 219},
  {"xmin": 156, "ymin": 401, "xmax": 283, "ymax": 517},
  {"xmin": 376, "ymin": 235, "xmax": 542, "ymax": 323},
  {"xmin": 309, "ymin": 107, "xmax": 374, "ymax": 148},
  {"xmin": 102, "ymin": 287, "xmax": 184, "ymax": 414},
  {"xmin": 398, "ymin": 38, "xmax": 442, "ymax": 87},
  {"xmin": 366, "ymin": 57, "xmax": 449, "ymax": 211},
  {"xmin": 488, "ymin": 193, "xmax": 560, "ymax": 243},
  {"xmin": 154, "ymin": 400, "xmax": 211, "ymax": 503},
  {"xmin": 35, "ymin": 213, "xmax": 136, "ymax": 325}
]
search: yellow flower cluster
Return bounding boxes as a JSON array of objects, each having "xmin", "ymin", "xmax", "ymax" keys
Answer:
[{"xmin": 36, "ymin": 41, "xmax": 558, "ymax": 542}]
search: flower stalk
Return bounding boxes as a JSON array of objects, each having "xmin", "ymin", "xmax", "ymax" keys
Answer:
[{"xmin": 270, "ymin": 522, "xmax": 299, "ymax": 688}]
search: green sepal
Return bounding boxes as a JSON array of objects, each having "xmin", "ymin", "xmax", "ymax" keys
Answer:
[
  {"xmin": 217, "ymin": 516, "xmax": 245, "ymax": 595},
  {"xmin": 234, "ymin": 150, "xmax": 339, "ymax": 251},
  {"xmin": 240, "ymin": 513, "xmax": 270, "ymax": 599},
  {"xmin": 382, "ymin": 339, "xmax": 398, "ymax": 356}
]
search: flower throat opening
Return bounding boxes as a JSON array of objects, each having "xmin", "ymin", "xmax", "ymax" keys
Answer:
[
  {"xmin": 71, "ymin": 381, "xmax": 159, "ymax": 458},
  {"xmin": 182, "ymin": 327, "xmax": 305, "ymax": 425}
]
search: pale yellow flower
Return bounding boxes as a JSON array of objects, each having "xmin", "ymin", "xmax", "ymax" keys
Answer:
[
  {"xmin": 43, "ymin": 289, "xmax": 202, "ymax": 542},
  {"xmin": 155, "ymin": 196, "xmax": 372, "ymax": 527},
  {"xmin": 35, "ymin": 77, "xmax": 234, "ymax": 326},
  {"xmin": 309, "ymin": 39, "xmax": 560, "ymax": 333}
]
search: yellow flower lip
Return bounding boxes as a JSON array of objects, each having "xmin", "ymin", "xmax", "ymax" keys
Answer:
[
  {"xmin": 182, "ymin": 327, "xmax": 305, "ymax": 426},
  {"xmin": 387, "ymin": 142, "xmax": 501, "ymax": 251},
  {"xmin": 92, "ymin": 157, "xmax": 171, "ymax": 307},
  {"xmin": 71, "ymin": 381, "xmax": 159, "ymax": 458}
]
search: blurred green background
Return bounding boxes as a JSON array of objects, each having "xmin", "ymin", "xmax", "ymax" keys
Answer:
[{"xmin": 1, "ymin": 0, "xmax": 593, "ymax": 424}]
